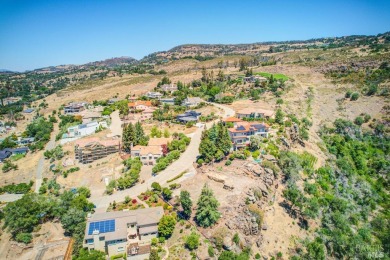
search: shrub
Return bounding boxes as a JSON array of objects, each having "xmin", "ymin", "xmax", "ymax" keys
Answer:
[
  {"xmin": 185, "ymin": 231, "xmax": 200, "ymax": 250},
  {"xmin": 208, "ymin": 245, "xmax": 215, "ymax": 257},
  {"xmin": 16, "ymin": 233, "xmax": 32, "ymax": 244},
  {"xmin": 345, "ymin": 90, "xmax": 352, "ymax": 98},
  {"xmin": 354, "ymin": 116, "xmax": 364, "ymax": 126},
  {"xmin": 225, "ymin": 160, "xmax": 232, "ymax": 166},
  {"xmin": 255, "ymin": 253, "xmax": 261, "ymax": 259},
  {"xmin": 366, "ymin": 84, "xmax": 378, "ymax": 96},
  {"xmin": 350, "ymin": 92, "xmax": 359, "ymax": 101}
]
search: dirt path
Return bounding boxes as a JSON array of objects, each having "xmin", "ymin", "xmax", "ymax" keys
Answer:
[
  {"xmin": 107, "ymin": 110, "xmax": 122, "ymax": 137},
  {"xmin": 35, "ymin": 124, "xmax": 57, "ymax": 193}
]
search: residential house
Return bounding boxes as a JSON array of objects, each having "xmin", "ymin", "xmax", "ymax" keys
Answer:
[
  {"xmin": 75, "ymin": 138, "xmax": 120, "ymax": 164},
  {"xmin": 130, "ymin": 145, "xmax": 163, "ymax": 166},
  {"xmin": 128, "ymin": 101, "xmax": 153, "ymax": 111},
  {"xmin": 64, "ymin": 102, "xmax": 89, "ymax": 114},
  {"xmin": 2, "ymin": 97, "xmax": 22, "ymax": 105},
  {"xmin": 0, "ymin": 147, "xmax": 28, "ymax": 162},
  {"xmin": 159, "ymin": 98, "xmax": 176, "ymax": 106},
  {"xmin": 244, "ymin": 76, "xmax": 267, "ymax": 83},
  {"xmin": 236, "ymin": 108, "xmax": 274, "ymax": 119},
  {"xmin": 17, "ymin": 137, "xmax": 35, "ymax": 145},
  {"xmin": 148, "ymin": 137, "xmax": 172, "ymax": 155},
  {"xmin": 83, "ymin": 207, "xmax": 164, "ymax": 258},
  {"xmin": 176, "ymin": 111, "xmax": 201, "ymax": 123},
  {"xmin": 138, "ymin": 107, "xmax": 156, "ymax": 121},
  {"xmin": 223, "ymin": 116, "xmax": 243, "ymax": 126},
  {"xmin": 146, "ymin": 92, "xmax": 163, "ymax": 99},
  {"xmin": 64, "ymin": 121, "xmax": 107, "ymax": 139},
  {"xmin": 160, "ymin": 84, "xmax": 178, "ymax": 93},
  {"xmin": 77, "ymin": 110, "xmax": 103, "ymax": 124},
  {"xmin": 108, "ymin": 98, "xmax": 121, "ymax": 105},
  {"xmin": 228, "ymin": 122, "xmax": 269, "ymax": 150},
  {"xmin": 182, "ymin": 97, "xmax": 204, "ymax": 107}
]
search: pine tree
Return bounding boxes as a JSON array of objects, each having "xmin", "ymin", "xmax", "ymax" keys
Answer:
[
  {"xmin": 216, "ymin": 122, "xmax": 232, "ymax": 155},
  {"xmin": 122, "ymin": 123, "xmax": 135, "ymax": 152},
  {"xmin": 134, "ymin": 121, "xmax": 148, "ymax": 145},
  {"xmin": 180, "ymin": 190, "xmax": 192, "ymax": 219},
  {"xmin": 196, "ymin": 184, "xmax": 220, "ymax": 227}
]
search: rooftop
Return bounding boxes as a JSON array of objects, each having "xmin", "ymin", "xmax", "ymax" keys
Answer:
[
  {"xmin": 223, "ymin": 116, "xmax": 242, "ymax": 122},
  {"xmin": 85, "ymin": 207, "xmax": 164, "ymax": 241},
  {"xmin": 237, "ymin": 108, "xmax": 274, "ymax": 117},
  {"xmin": 132, "ymin": 145, "xmax": 162, "ymax": 155},
  {"xmin": 128, "ymin": 101, "xmax": 153, "ymax": 108},
  {"xmin": 148, "ymin": 137, "xmax": 172, "ymax": 146}
]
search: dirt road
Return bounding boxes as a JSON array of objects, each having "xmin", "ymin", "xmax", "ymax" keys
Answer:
[
  {"xmin": 35, "ymin": 126, "xmax": 57, "ymax": 193},
  {"xmin": 90, "ymin": 103, "xmax": 234, "ymax": 209}
]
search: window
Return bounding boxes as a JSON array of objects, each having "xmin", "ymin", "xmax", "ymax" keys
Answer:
[
  {"xmin": 86, "ymin": 239, "xmax": 93, "ymax": 244},
  {"xmin": 99, "ymin": 236, "xmax": 105, "ymax": 241},
  {"xmin": 117, "ymin": 246, "xmax": 124, "ymax": 252}
]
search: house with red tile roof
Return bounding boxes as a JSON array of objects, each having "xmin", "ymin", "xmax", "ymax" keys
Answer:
[{"xmin": 128, "ymin": 101, "xmax": 153, "ymax": 111}]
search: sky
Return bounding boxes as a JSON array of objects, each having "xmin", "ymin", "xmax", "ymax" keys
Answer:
[{"xmin": 0, "ymin": 0, "xmax": 389, "ymax": 71}]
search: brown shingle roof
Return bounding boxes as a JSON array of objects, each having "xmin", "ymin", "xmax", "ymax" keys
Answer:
[
  {"xmin": 132, "ymin": 145, "xmax": 162, "ymax": 155},
  {"xmin": 148, "ymin": 138, "xmax": 172, "ymax": 146}
]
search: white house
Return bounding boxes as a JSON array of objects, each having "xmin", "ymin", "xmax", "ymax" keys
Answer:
[
  {"xmin": 146, "ymin": 92, "xmax": 163, "ymax": 99},
  {"xmin": 61, "ymin": 121, "xmax": 107, "ymax": 144},
  {"xmin": 182, "ymin": 97, "xmax": 204, "ymax": 107}
]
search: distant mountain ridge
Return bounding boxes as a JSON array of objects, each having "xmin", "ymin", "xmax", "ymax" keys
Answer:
[{"xmin": 5, "ymin": 31, "xmax": 390, "ymax": 72}]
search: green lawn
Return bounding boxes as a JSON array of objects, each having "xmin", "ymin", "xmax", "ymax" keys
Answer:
[{"xmin": 254, "ymin": 72, "xmax": 289, "ymax": 81}]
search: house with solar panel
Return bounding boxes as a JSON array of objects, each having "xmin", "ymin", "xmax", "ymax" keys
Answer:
[{"xmin": 83, "ymin": 207, "xmax": 164, "ymax": 258}]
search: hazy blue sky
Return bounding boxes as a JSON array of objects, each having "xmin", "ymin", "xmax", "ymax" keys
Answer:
[{"xmin": 0, "ymin": 0, "xmax": 389, "ymax": 71}]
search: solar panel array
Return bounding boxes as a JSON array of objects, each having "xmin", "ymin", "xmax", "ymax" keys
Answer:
[{"xmin": 88, "ymin": 219, "xmax": 115, "ymax": 235}]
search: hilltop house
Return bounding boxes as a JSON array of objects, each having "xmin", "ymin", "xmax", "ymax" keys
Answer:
[
  {"xmin": 2, "ymin": 97, "xmax": 22, "ymax": 105},
  {"xmin": 0, "ymin": 147, "xmax": 28, "ymax": 162},
  {"xmin": 61, "ymin": 121, "xmax": 107, "ymax": 144},
  {"xmin": 182, "ymin": 97, "xmax": 203, "ymax": 107},
  {"xmin": 146, "ymin": 92, "xmax": 163, "ymax": 99},
  {"xmin": 159, "ymin": 98, "xmax": 176, "ymax": 106},
  {"xmin": 176, "ymin": 111, "xmax": 201, "ymax": 123},
  {"xmin": 228, "ymin": 122, "xmax": 269, "ymax": 149},
  {"xmin": 64, "ymin": 102, "xmax": 89, "ymax": 114},
  {"xmin": 138, "ymin": 107, "xmax": 156, "ymax": 121},
  {"xmin": 75, "ymin": 138, "xmax": 120, "ymax": 164},
  {"xmin": 130, "ymin": 145, "xmax": 163, "ymax": 166},
  {"xmin": 148, "ymin": 137, "xmax": 172, "ymax": 155},
  {"xmin": 128, "ymin": 101, "xmax": 153, "ymax": 111},
  {"xmin": 236, "ymin": 108, "xmax": 274, "ymax": 119},
  {"xmin": 83, "ymin": 207, "xmax": 164, "ymax": 258},
  {"xmin": 160, "ymin": 84, "xmax": 178, "ymax": 93},
  {"xmin": 244, "ymin": 75, "xmax": 267, "ymax": 83},
  {"xmin": 17, "ymin": 137, "xmax": 35, "ymax": 145}
]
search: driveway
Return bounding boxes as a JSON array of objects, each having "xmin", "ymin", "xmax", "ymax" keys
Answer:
[
  {"xmin": 0, "ymin": 193, "xmax": 23, "ymax": 203},
  {"xmin": 89, "ymin": 103, "xmax": 234, "ymax": 209},
  {"xmin": 107, "ymin": 110, "xmax": 122, "ymax": 137}
]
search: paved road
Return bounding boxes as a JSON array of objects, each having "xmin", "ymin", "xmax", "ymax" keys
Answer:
[
  {"xmin": 90, "ymin": 103, "xmax": 234, "ymax": 209},
  {"xmin": 35, "ymin": 127, "xmax": 57, "ymax": 193},
  {"xmin": 0, "ymin": 193, "xmax": 23, "ymax": 203}
]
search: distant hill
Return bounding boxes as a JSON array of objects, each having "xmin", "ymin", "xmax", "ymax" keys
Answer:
[
  {"xmin": 0, "ymin": 69, "xmax": 17, "ymax": 74},
  {"xmin": 141, "ymin": 31, "xmax": 390, "ymax": 63},
  {"xmin": 84, "ymin": 56, "xmax": 138, "ymax": 68}
]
